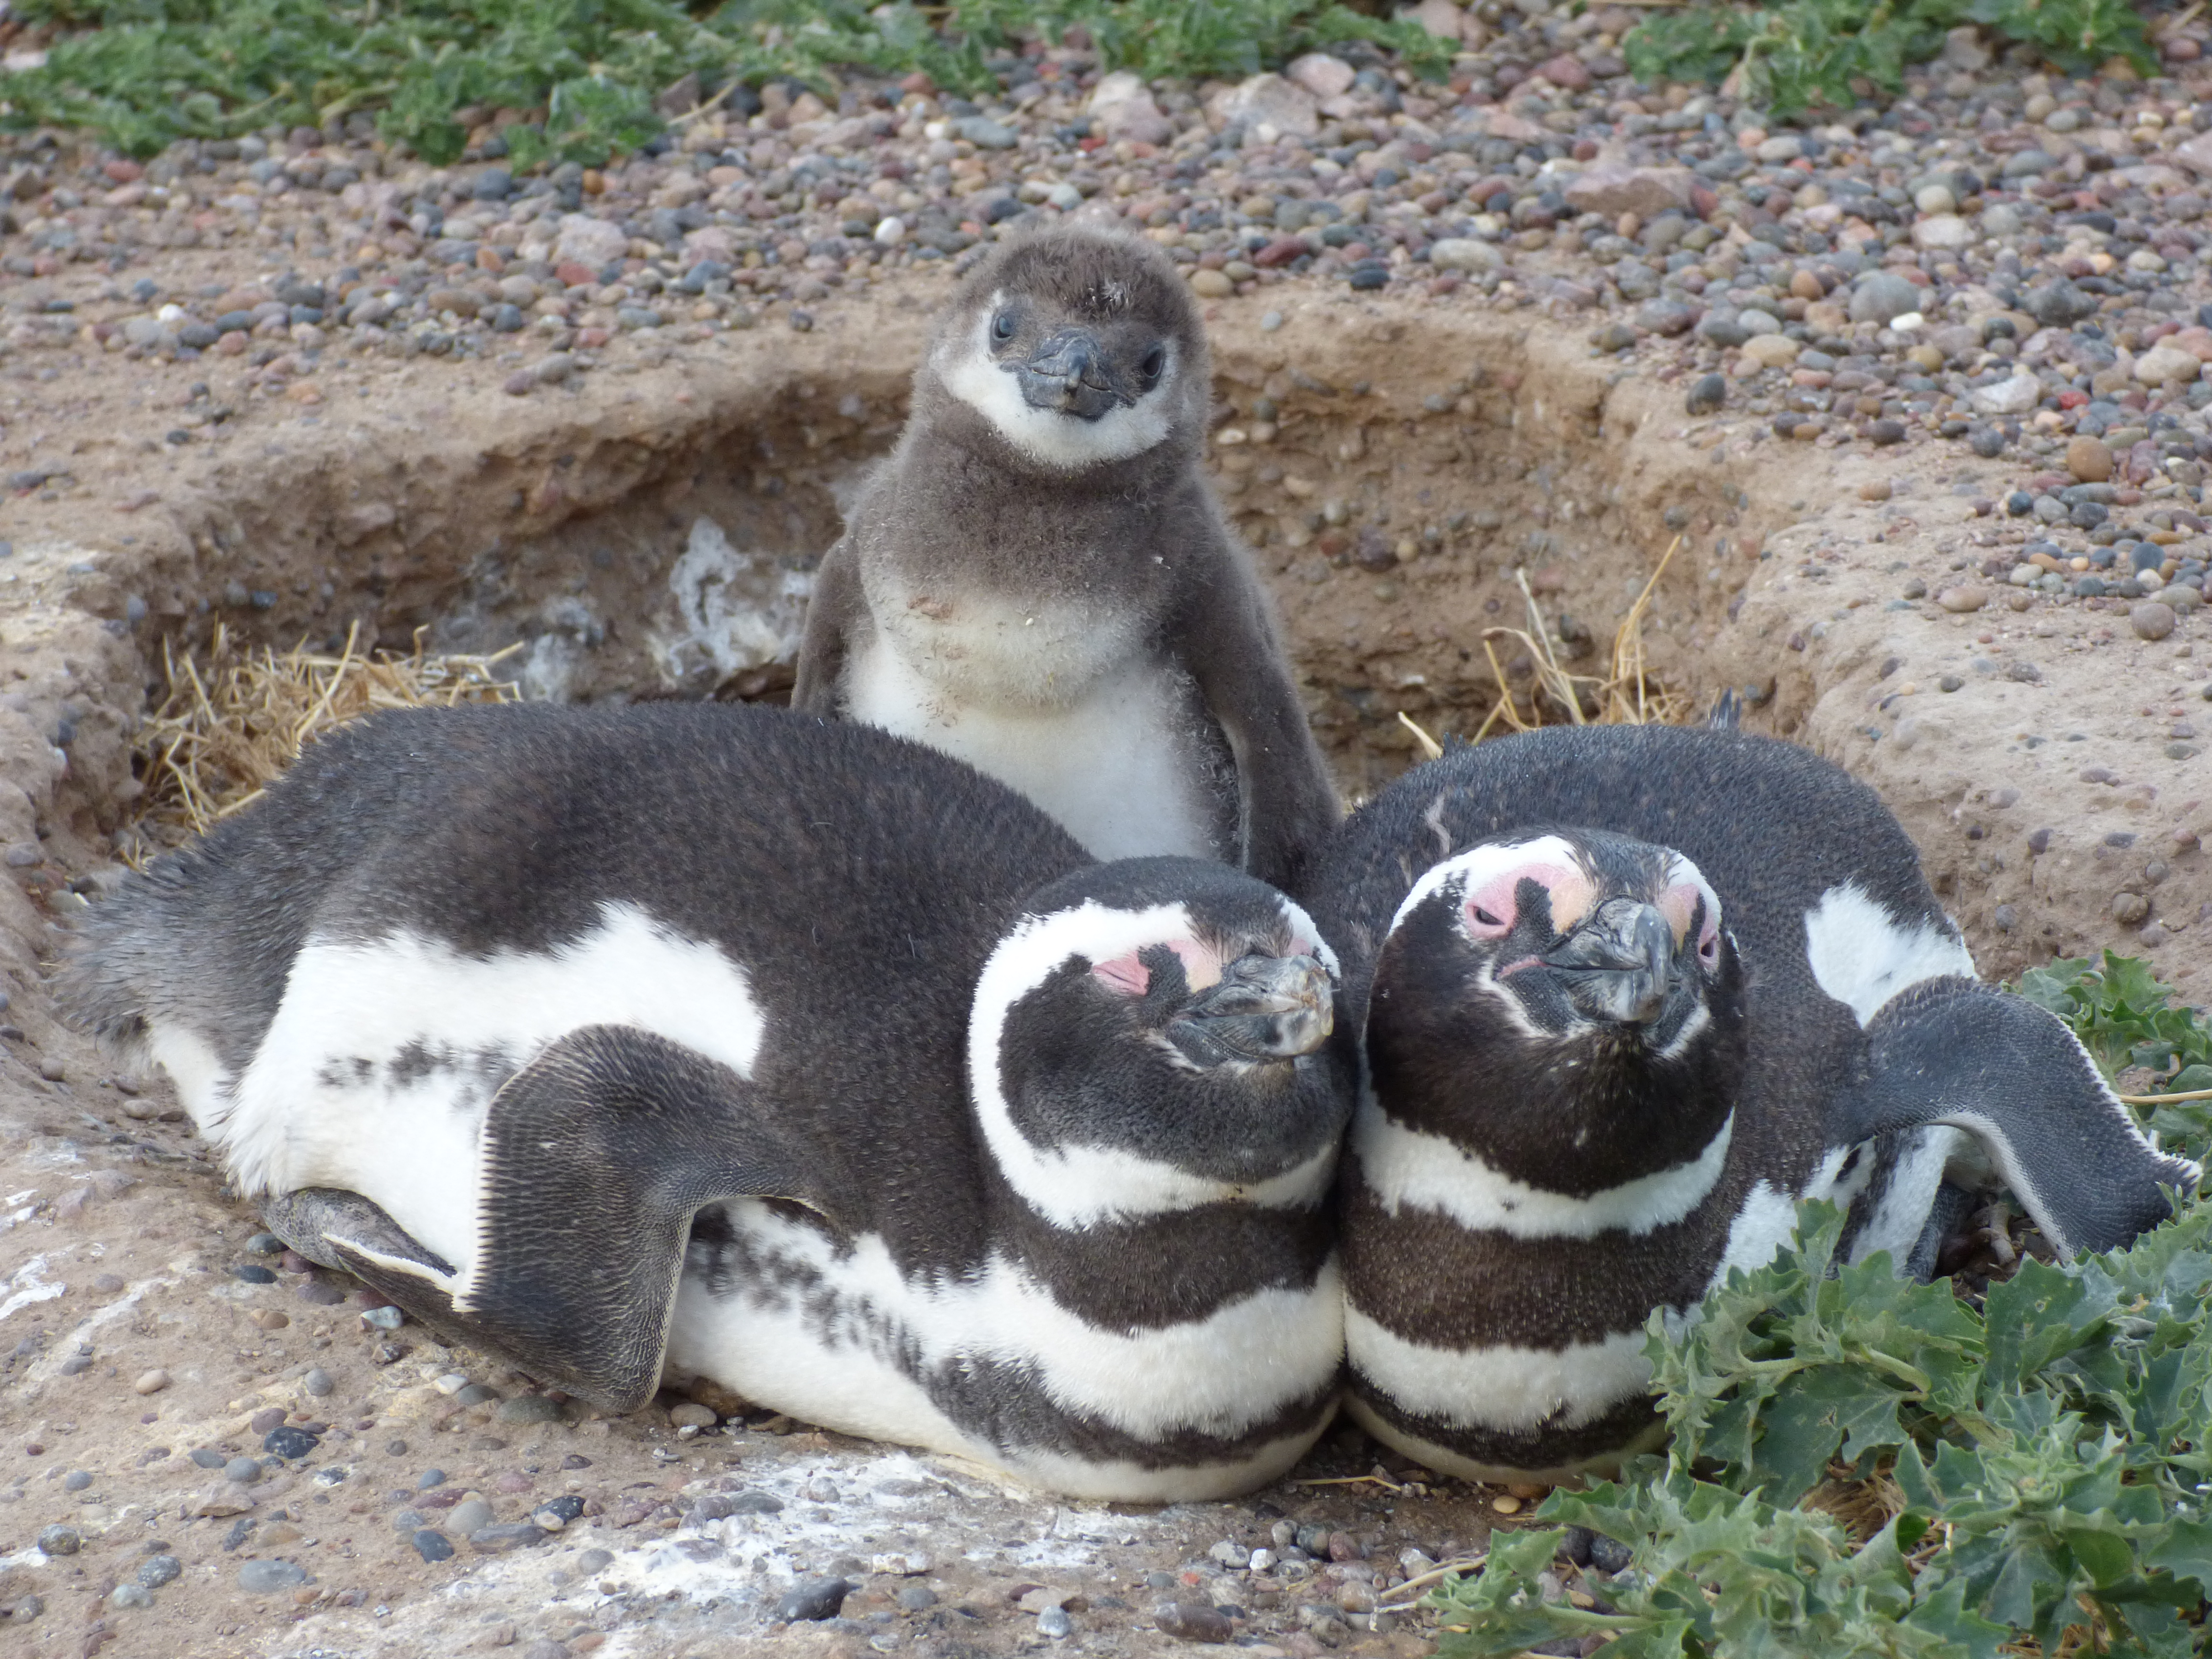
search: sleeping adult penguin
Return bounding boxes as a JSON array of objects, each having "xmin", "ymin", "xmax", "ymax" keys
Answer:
[
  {"xmin": 1297, "ymin": 722, "xmax": 2198, "ymax": 1483},
  {"xmin": 65, "ymin": 702, "xmax": 1355, "ymax": 1501},
  {"xmin": 792, "ymin": 222, "xmax": 1338, "ymax": 891}
]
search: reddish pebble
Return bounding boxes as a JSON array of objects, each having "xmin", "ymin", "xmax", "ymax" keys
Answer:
[
  {"xmin": 2058, "ymin": 389, "xmax": 2089, "ymax": 409},
  {"xmin": 503, "ymin": 372, "xmax": 535, "ymax": 396},
  {"xmin": 576, "ymin": 327, "xmax": 610, "ymax": 349},
  {"xmin": 476, "ymin": 247, "xmax": 505, "ymax": 273},
  {"xmin": 1253, "ymin": 238, "xmax": 1305, "ymax": 268},
  {"xmin": 494, "ymin": 1471, "xmax": 533, "ymax": 1493},
  {"xmin": 1538, "ymin": 53, "xmax": 1592, "ymax": 90},
  {"xmin": 1690, "ymin": 184, "xmax": 1719, "ymax": 219},
  {"xmin": 553, "ymin": 261, "xmax": 597, "ymax": 288},
  {"xmin": 1343, "ymin": 241, "xmax": 1371, "ymax": 262},
  {"xmin": 215, "ymin": 330, "xmax": 249, "ymax": 355},
  {"xmin": 103, "ymin": 158, "xmax": 144, "ymax": 183}
]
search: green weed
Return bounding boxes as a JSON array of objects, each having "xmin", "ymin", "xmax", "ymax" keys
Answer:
[
  {"xmin": 1431, "ymin": 962, "xmax": 2212, "ymax": 1658},
  {"xmin": 0, "ymin": 0, "xmax": 1452, "ymax": 161},
  {"xmin": 1623, "ymin": 0, "xmax": 2159, "ymax": 119}
]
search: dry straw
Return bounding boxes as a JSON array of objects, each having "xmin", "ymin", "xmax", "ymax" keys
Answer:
[
  {"xmin": 1397, "ymin": 536, "xmax": 1692, "ymax": 761},
  {"xmin": 132, "ymin": 620, "xmax": 523, "ymax": 851}
]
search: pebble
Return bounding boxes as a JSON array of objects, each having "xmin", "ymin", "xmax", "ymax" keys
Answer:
[
  {"xmin": 137, "ymin": 1555, "xmax": 181, "ymax": 1588},
  {"xmin": 36, "ymin": 1525, "xmax": 80, "ymax": 1556},
  {"xmin": 263, "ymin": 1425, "xmax": 321, "ymax": 1459},
  {"xmin": 449, "ymin": 1498, "xmax": 495, "ymax": 1535},
  {"xmin": 1850, "ymin": 273, "xmax": 1922, "ymax": 325},
  {"xmin": 132, "ymin": 1369, "xmax": 169, "ymax": 1395},
  {"xmin": 2135, "ymin": 602, "xmax": 2179, "ymax": 642},
  {"xmin": 110, "ymin": 1583, "xmax": 155, "ymax": 1610},
  {"xmin": 2067, "ymin": 437, "xmax": 2115, "ymax": 483},
  {"xmin": 1155, "ymin": 1602, "xmax": 1235, "ymax": 1643},
  {"xmin": 470, "ymin": 1522, "xmax": 549, "ymax": 1554},
  {"xmin": 666, "ymin": 1401, "xmax": 716, "ymax": 1429},
  {"xmin": 777, "ymin": 1576, "xmax": 854, "ymax": 1622},
  {"xmin": 577, "ymin": 1548, "xmax": 613, "ymax": 1574},
  {"xmin": 496, "ymin": 1394, "xmax": 563, "ymax": 1425},
  {"xmin": 1189, "ymin": 269, "xmax": 1233, "ymax": 299},
  {"xmin": 237, "ymin": 1559, "xmax": 308, "ymax": 1594},
  {"xmin": 412, "ymin": 1529, "xmax": 456, "ymax": 1563},
  {"xmin": 1038, "ymin": 1606, "xmax": 1074, "ymax": 1639},
  {"xmin": 1858, "ymin": 480, "xmax": 1892, "ymax": 503},
  {"xmin": 224, "ymin": 1457, "xmax": 263, "ymax": 1484},
  {"xmin": 1741, "ymin": 335, "xmax": 1800, "ymax": 370},
  {"xmin": 231, "ymin": 1264, "xmax": 276, "ymax": 1284},
  {"xmin": 1937, "ymin": 586, "xmax": 1988, "ymax": 613},
  {"xmin": 1685, "ymin": 373, "xmax": 1725, "ymax": 416}
]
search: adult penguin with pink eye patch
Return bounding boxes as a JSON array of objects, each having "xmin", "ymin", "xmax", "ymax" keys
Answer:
[
  {"xmin": 1298, "ymin": 721, "xmax": 2198, "ymax": 1483},
  {"xmin": 793, "ymin": 222, "xmax": 1337, "ymax": 891},
  {"xmin": 65, "ymin": 702, "xmax": 1356, "ymax": 1501}
]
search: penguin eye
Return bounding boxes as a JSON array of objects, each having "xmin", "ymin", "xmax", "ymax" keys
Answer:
[
  {"xmin": 1472, "ymin": 908, "xmax": 1502, "ymax": 926},
  {"xmin": 1138, "ymin": 345, "xmax": 1166, "ymax": 383},
  {"xmin": 1698, "ymin": 927, "xmax": 1719, "ymax": 964},
  {"xmin": 990, "ymin": 311, "xmax": 1017, "ymax": 345}
]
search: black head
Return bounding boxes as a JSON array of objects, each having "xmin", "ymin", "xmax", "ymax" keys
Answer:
[
  {"xmin": 930, "ymin": 225, "xmax": 1208, "ymax": 472},
  {"xmin": 969, "ymin": 857, "xmax": 1356, "ymax": 1229},
  {"xmin": 1367, "ymin": 830, "xmax": 1747, "ymax": 1196}
]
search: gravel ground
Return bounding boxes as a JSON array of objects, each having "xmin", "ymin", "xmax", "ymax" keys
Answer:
[
  {"xmin": 3, "ymin": 3, "xmax": 2212, "ymax": 1654},
  {"xmin": 8, "ymin": 4, "xmax": 2212, "ymax": 617}
]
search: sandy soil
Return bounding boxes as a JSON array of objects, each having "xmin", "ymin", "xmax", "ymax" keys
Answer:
[{"xmin": 0, "ymin": 214, "xmax": 2206, "ymax": 1659}]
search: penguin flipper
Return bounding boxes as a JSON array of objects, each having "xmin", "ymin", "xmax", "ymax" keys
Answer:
[
  {"xmin": 1836, "ymin": 976, "xmax": 2199, "ymax": 1258},
  {"xmin": 791, "ymin": 534, "xmax": 863, "ymax": 714},
  {"xmin": 426, "ymin": 1025, "xmax": 826, "ymax": 1412}
]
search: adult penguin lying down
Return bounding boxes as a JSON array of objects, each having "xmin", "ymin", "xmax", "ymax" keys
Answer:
[
  {"xmin": 65, "ymin": 703, "xmax": 1356, "ymax": 1501},
  {"xmin": 1297, "ymin": 721, "xmax": 2198, "ymax": 1483}
]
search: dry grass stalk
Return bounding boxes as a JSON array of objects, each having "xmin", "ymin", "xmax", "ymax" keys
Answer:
[
  {"xmin": 133, "ymin": 620, "xmax": 523, "ymax": 849},
  {"xmin": 1459, "ymin": 536, "xmax": 1691, "ymax": 745},
  {"xmin": 1802, "ymin": 1463, "xmax": 1908, "ymax": 1543}
]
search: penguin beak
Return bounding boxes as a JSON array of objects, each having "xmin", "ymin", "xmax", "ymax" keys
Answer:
[
  {"xmin": 1540, "ymin": 899, "xmax": 1674, "ymax": 1025},
  {"xmin": 1165, "ymin": 954, "xmax": 1335, "ymax": 1067},
  {"xmin": 1015, "ymin": 328, "xmax": 1127, "ymax": 420}
]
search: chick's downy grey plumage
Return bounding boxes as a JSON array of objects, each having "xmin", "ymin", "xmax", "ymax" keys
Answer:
[{"xmin": 793, "ymin": 223, "xmax": 1337, "ymax": 891}]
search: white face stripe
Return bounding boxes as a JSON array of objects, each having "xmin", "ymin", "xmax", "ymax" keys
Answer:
[
  {"xmin": 936, "ymin": 296, "xmax": 1176, "ymax": 470},
  {"xmin": 1802, "ymin": 882, "xmax": 1976, "ymax": 1027},
  {"xmin": 1345, "ymin": 1306, "xmax": 1653, "ymax": 1434},
  {"xmin": 1354, "ymin": 1097, "xmax": 1734, "ymax": 1240},
  {"xmin": 664, "ymin": 1205, "xmax": 1343, "ymax": 1498},
  {"xmin": 967, "ymin": 897, "xmax": 1337, "ymax": 1229},
  {"xmin": 1389, "ymin": 835, "xmax": 1587, "ymax": 938},
  {"xmin": 1660, "ymin": 851, "xmax": 1724, "ymax": 947}
]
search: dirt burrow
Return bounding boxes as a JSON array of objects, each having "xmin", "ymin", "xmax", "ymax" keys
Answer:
[{"xmin": 0, "ymin": 274, "xmax": 2205, "ymax": 1658}]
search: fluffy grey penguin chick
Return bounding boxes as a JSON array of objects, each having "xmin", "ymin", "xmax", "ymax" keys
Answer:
[{"xmin": 793, "ymin": 222, "xmax": 1338, "ymax": 890}]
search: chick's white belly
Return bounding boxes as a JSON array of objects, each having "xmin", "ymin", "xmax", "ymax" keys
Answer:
[
  {"xmin": 190, "ymin": 903, "xmax": 766, "ymax": 1286},
  {"xmin": 665, "ymin": 1201, "xmax": 1344, "ymax": 1500},
  {"xmin": 845, "ymin": 633, "xmax": 1224, "ymax": 864}
]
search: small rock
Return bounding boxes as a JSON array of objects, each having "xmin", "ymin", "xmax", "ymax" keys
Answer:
[
  {"xmin": 1685, "ymin": 373, "xmax": 1725, "ymax": 415},
  {"xmin": 776, "ymin": 1576, "xmax": 854, "ymax": 1622},
  {"xmin": 2067, "ymin": 436, "xmax": 2115, "ymax": 482},
  {"xmin": 2138, "ymin": 345, "xmax": 2203, "ymax": 386},
  {"xmin": 1969, "ymin": 373, "xmax": 2042, "ymax": 416},
  {"xmin": 1741, "ymin": 334, "xmax": 1800, "ymax": 369},
  {"xmin": 263, "ymin": 1425, "xmax": 321, "ymax": 1460},
  {"xmin": 1562, "ymin": 165, "xmax": 1695, "ymax": 220},
  {"xmin": 412, "ymin": 1529, "xmax": 456, "ymax": 1563},
  {"xmin": 496, "ymin": 1394, "xmax": 563, "ymax": 1425},
  {"xmin": 2025, "ymin": 277, "xmax": 2097, "ymax": 328},
  {"xmin": 237, "ymin": 1559, "xmax": 308, "ymax": 1594},
  {"xmin": 110, "ymin": 1583, "xmax": 155, "ymax": 1610},
  {"xmin": 449, "ymin": 1498, "xmax": 494, "ymax": 1536},
  {"xmin": 251, "ymin": 1407, "xmax": 288, "ymax": 1435},
  {"xmin": 1859, "ymin": 479, "xmax": 1892, "ymax": 502},
  {"xmin": 1156, "ymin": 1602, "xmax": 1235, "ymax": 1643},
  {"xmin": 137, "ymin": 1555, "xmax": 181, "ymax": 1588},
  {"xmin": 232, "ymin": 1264, "xmax": 276, "ymax": 1285},
  {"xmin": 225, "ymin": 1457, "xmax": 263, "ymax": 1484},
  {"xmin": 133, "ymin": 1369, "xmax": 170, "ymax": 1395},
  {"xmin": 2132, "ymin": 602, "xmax": 2179, "ymax": 640},
  {"xmin": 1910, "ymin": 213, "xmax": 1973, "ymax": 251},
  {"xmin": 1937, "ymin": 586, "xmax": 1989, "ymax": 613},
  {"xmin": 1428, "ymin": 237, "xmax": 1501, "ymax": 274},
  {"xmin": 2115, "ymin": 892, "xmax": 2152, "ymax": 926},
  {"xmin": 554, "ymin": 214, "xmax": 629, "ymax": 270},
  {"xmin": 1038, "ymin": 1606, "xmax": 1074, "ymax": 1639},
  {"xmin": 667, "ymin": 1401, "xmax": 716, "ymax": 1429},
  {"xmin": 302, "ymin": 1367, "xmax": 334, "ymax": 1398},
  {"xmin": 469, "ymin": 1523, "xmax": 549, "ymax": 1554},
  {"xmin": 1189, "ymin": 268, "xmax": 1233, "ymax": 299},
  {"xmin": 36, "ymin": 1525, "xmax": 80, "ymax": 1557},
  {"xmin": 1850, "ymin": 272, "xmax": 1923, "ymax": 325}
]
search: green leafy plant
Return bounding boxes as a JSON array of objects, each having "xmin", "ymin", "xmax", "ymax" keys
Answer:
[
  {"xmin": 1433, "ymin": 1200, "xmax": 2212, "ymax": 1658},
  {"xmin": 0, "ymin": 0, "xmax": 1450, "ymax": 160},
  {"xmin": 2017, "ymin": 950, "xmax": 2212, "ymax": 1162},
  {"xmin": 1623, "ymin": 0, "xmax": 2158, "ymax": 119}
]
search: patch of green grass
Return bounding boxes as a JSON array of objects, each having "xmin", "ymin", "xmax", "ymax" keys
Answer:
[
  {"xmin": 0, "ymin": 0, "xmax": 1453, "ymax": 162},
  {"xmin": 1623, "ymin": 0, "xmax": 2158, "ymax": 119},
  {"xmin": 1432, "ymin": 960, "xmax": 2212, "ymax": 1659}
]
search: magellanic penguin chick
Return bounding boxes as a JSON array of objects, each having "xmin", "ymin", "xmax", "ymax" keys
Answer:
[
  {"xmin": 793, "ymin": 223, "xmax": 1338, "ymax": 891},
  {"xmin": 1298, "ymin": 722, "xmax": 2199, "ymax": 1484},
  {"xmin": 65, "ymin": 703, "xmax": 1356, "ymax": 1502}
]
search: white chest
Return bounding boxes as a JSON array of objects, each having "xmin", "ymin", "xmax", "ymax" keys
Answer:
[{"xmin": 845, "ymin": 622, "xmax": 1226, "ymax": 865}]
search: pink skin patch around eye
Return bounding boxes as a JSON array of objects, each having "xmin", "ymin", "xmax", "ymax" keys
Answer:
[
  {"xmin": 1658, "ymin": 882, "xmax": 1721, "ymax": 962},
  {"xmin": 1091, "ymin": 938, "xmax": 1224, "ymax": 996},
  {"xmin": 1463, "ymin": 865, "xmax": 1591, "ymax": 974}
]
